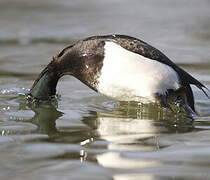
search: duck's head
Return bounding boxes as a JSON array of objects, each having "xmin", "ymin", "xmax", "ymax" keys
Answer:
[{"xmin": 29, "ymin": 57, "xmax": 61, "ymax": 101}]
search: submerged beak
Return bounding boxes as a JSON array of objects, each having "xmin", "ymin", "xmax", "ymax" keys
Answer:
[{"xmin": 29, "ymin": 62, "xmax": 60, "ymax": 101}]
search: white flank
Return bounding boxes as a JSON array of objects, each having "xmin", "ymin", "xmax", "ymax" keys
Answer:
[{"xmin": 97, "ymin": 41, "xmax": 180, "ymax": 102}]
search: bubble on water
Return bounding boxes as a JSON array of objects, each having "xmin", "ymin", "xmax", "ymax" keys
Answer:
[
  {"xmin": 2, "ymin": 106, "xmax": 10, "ymax": 111},
  {"xmin": 18, "ymin": 88, "xmax": 30, "ymax": 95},
  {"xmin": 0, "ymin": 89, "xmax": 10, "ymax": 95}
]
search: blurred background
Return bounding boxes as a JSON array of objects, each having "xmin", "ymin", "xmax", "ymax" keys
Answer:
[{"xmin": 0, "ymin": 0, "xmax": 210, "ymax": 180}]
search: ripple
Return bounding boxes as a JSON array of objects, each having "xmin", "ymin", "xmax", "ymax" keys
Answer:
[
  {"xmin": 0, "ymin": 122, "xmax": 37, "ymax": 134},
  {"xmin": 0, "ymin": 0, "xmax": 210, "ymax": 179},
  {"xmin": 0, "ymin": 37, "xmax": 75, "ymax": 45},
  {"xmin": 0, "ymin": 87, "xmax": 29, "ymax": 96},
  {"xmin": 0, "ymin": 135, "xmax": 14, "ymax": 143}
]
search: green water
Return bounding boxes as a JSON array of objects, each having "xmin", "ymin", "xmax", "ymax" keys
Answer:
[{"xmin": 1, "ymin": 0, "xmax": 210, "ymax": 179}]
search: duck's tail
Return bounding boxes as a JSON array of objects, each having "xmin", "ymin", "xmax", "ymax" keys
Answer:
[{"xmin": 177, "ymin": 67, "xmax": 210, "ymax": 99}]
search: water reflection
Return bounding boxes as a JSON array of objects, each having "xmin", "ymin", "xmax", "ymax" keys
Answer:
[
  {"xmin": 0, "ymin": 93, "xmax": 205, "ymax": 180},
  {"xmin": 17, "ymin": 98, "xmax": 194, "ymax": 161},
  {"xmin": 22, "ymin": 103, "xmax": 97, "ymax": 143},
  {"xmin": 22, "ymin": 100, "xmax": 195, "ymax": 144},
  {"xmin": 0, "ymin": 0, "xmax": 210, "ymax": 178}
]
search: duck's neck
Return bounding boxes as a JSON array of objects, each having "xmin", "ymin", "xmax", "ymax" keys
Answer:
[{"xmin": 29, "ymin": 65, "xmax": 60, "ymax": 100}]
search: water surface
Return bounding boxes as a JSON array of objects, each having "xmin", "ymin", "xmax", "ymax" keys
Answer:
[{"xmin": 1, "ymin": 0, "xmax": 210, "ymax": 179}]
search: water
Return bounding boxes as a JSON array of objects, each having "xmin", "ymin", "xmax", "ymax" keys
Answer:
[{"xmin": 1, "ymin": 0, "xmax": 210, "ymax": 179}]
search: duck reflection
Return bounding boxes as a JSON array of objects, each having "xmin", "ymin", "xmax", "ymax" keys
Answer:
[
  {"xmin": 83, "ymin": 102, "xmax": 194, "ymax": 151},
  {"xmin": 84, "ymin": 102, "xmax": 194, "ymax": 135},
  {"xmin": 21, "ymin": 100, "xmax": 194, "ymax": 145},
  {"xmin": 83, "ymin": 102, "xmax": 194, "ymax": 172},
  {"xmin": 20, "ymin": 99, "xmax": 195, "ymax": 173},
  {"xmin": 19, "ymin": 102, "xmax": 97, "ymax": 143}
]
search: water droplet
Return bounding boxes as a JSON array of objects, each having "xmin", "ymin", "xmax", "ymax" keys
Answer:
[{"xmin": 80, "ymin": 149, "xmax": 87, "ymax": 162}]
